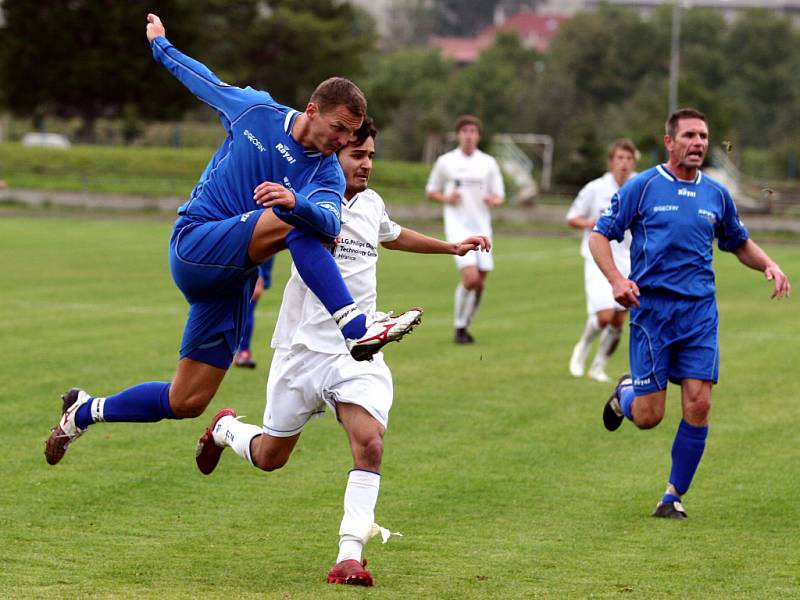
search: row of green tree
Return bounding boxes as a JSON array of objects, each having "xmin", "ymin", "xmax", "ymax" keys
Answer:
[
  {"xmin": 1, "ymin": 1, "xmax": 798, "ymax": 183},
  {"xmin": 367, "ymin": 5, "xmax": 800, "ymax": 183}
]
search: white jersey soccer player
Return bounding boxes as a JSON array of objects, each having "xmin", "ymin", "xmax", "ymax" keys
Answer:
[
  {"xmin": 566, "ymin": 139, "xmax": 638, "ymax": 382},
  {"xmin": 426, "ymin": 115, "xmax": 505, "ymax": 344},
  {"xmin": 194, "ymin": 118, "xmax": 489, "ymax": 587}
]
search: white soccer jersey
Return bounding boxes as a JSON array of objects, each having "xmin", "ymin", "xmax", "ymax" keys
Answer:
[
  {"xmin": 426, "ymin": 148, "xmax": 505, "ymax": 241},
  {"xmin": 271, "ymin": 188, "xmax": 402, "ymax": 355},
  {"xmin": 566, "ymin": 172, "xmax": 632, "ymax": 270}
]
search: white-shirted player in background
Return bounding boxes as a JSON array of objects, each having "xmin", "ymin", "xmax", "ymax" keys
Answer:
[
  {"xmin": 426, "ymin": 115, "xmax": 505, "ymax": 344},
  {"xmin": 194, "ymin": 118, "xmax": 489, "ymax": 587},
  {"xmin": 566, "ymin": 139, "xmax": 638, "ymax": 382}
]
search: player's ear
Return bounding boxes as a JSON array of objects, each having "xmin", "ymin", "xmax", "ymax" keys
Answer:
[{"xmin": 306, "ymin": 102, "xmax": 318, "ymax": 119}]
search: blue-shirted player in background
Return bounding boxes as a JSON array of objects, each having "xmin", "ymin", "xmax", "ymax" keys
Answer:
[
  {"xmin": 590, "ymin": 108, "xmax": 791, "ymax": 519},
  {"xmin": 233, "ymin": 258, "xmax": 275, "ymax": 369},
  {"xmin": 45, "ymin": 14, "xmax": 422, "ymax": 466}
]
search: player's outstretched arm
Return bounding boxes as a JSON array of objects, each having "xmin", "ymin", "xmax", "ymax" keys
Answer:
[
  {"xmin": 147, "ymin": 14, "xmax": 256, "ymax": 122},
  {"xmin": 589, "ymin": 231, "xmax": 640, "ymax": 307},
  {"xmin": 382, "ymin": 229, "xmax": 490, "ymax": 255},
  {"xmin": 733, "ymin": 239, "xmax": 791, "ymax": 299}
]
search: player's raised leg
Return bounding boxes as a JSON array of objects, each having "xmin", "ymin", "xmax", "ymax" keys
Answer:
[{"xmin": 46, "ymin": 358, "xmax": 227, "ymax": 465}]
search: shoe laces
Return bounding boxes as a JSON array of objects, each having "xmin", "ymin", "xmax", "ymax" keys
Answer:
[{"xmin": 367, "ymin": 311, "xmax": 393, "ymax": 325}]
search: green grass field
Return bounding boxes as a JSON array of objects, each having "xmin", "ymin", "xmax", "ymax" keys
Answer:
[
  {"xmin": 1, "ymin": 216, "xmax": 798, "ymax": 599},
  {"xmin": 0, "ymin": 143, "xmax": 433, "ymax": 205}
]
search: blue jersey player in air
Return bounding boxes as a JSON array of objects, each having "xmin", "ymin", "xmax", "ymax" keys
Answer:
[
  {"xmin": 590, "ymin": 108, "xmax": 791, "ymax": 520},
  {"xmin": 45, "ymin": 14, "xmax": 422, "ymax": 466}
]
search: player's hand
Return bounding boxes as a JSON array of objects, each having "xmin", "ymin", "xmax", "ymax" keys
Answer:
[
  {"xmin": 483, "ymin": 194, "xmax": 503, "ymax": 206},
  {"xmin": 446, "ymin": 190, "xmax": 461, "ymax": 204},
  {"xmin": 765, "ymin": 263, "xmax": 791, "ymax": 299},
  {"xmin": 146, "ymin": 13, "xmax": 166, "ymax": 42},
  {"xmin": 612, "ymin": 277, "xmax": 640, "ymax": 308},
  {"xmin": 453, "ymin": 235, "xmax": 491, "ymax": 256},
  {"xmin": 254, "ymin": 182, "xmax": 296, "ymax": 210}
]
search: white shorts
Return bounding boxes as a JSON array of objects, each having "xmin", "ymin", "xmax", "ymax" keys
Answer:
[
  {"xmin": 454, "ymin": 248, "xmax": 494, "ymax": 272},
  {"xmin": 584, "ymin": 258, "xmax": 626, "ymax": 314},
  {"xmin": 445, "ymin": 221, "xmax": 494, "ymax": 272},
  {"xmin": 263, "ymin": 346, "xmax": 393, "ymax": 437}
]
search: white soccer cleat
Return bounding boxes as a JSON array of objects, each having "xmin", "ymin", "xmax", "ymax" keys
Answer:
[
  {"xmin": 587, "ymin": 366, "xmax": 611, "ymax": 383},
  {"xmin": 569, "ymin": 342, "xmax": 588, "ymax": 377},
  {"xmin": 45, "ymin": 388, "xmax": 91, "ymax": 465},
  {"xmin": 346, "ymin": 308, "xmax": 423, "ymax": 362}
]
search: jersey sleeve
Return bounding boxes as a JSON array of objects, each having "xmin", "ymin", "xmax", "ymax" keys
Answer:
[
  {"xmin": 593, "ymin": 177, "xmax": 641, "ymax": 242},
  {"xmin": 425, "ymin": 157, "xmax": 447, "ymax": 193},
  {"xmin": 487, "ymin": 158, "xmax": 505, "ymax": 198},
  {"xmin": 376, "ymin": 192, "xmax": 402, "ymax": 242},
  {"xmin": 566, "ymin": 182, "xmax": 593, "ymax": 221},
  {"xmin": 151, "ymin": 37, "xmax": 268, "ymax": 127},
  {"xmin": 273, "ymin": 160, "xmax": 345, "ymax": 241},
  {"xmin": 715, "ymin": 186, "xmax": 749, "ymax": 252}
]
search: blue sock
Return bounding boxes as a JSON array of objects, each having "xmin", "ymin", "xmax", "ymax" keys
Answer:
[
  {"xmin": 619, "ymin": 384, "xmax": 636, "ymax": 421},
  {"xmin": 238, "ymin": 299, "xmax": 257, "ymax": 351},
  {"xmin": 667, "ymin": 419, "xmax": 709, "ymax": 496},
  {"xmin": 74, "ymin": 382, "xmax": 175, "ymax": 429},
  {"xmin": 285, "ymin": 229, "xmax": 366, "ymax": 338}
]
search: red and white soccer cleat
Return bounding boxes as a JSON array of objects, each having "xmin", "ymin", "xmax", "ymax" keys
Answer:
[
  {"xmin": 45, "ymin": 388, "xmax": 91, "ymax": 465},
  {"xmin": 326, "ymin": 559, "xmax": 374, "ymax": 586},
  {"xmin": 345, "ymin": 308, "xmax": 423, "ymax": 362},
  {"xmin": 195, "ymin": 408, "xmax": 237, "ymax": 475}
]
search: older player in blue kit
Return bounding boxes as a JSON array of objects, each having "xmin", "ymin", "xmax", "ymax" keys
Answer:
[
  {"xmin": 590, "ymin": 108, "xmax": 791, "ymax": 519},
  {"xmin": 45, "ymin": 14, "xmax": 421, "ymax": 465}
]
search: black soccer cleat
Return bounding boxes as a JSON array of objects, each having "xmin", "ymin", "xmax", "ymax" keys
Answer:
[
  {"xmin": 602, "ymin": 373, "xmax": 632, "ymax": 432},
  {"xmin": 454, "ymin": 328, "xmax": 475, "ymax": 345},
  {"xmin": 652, "ymin": 500, "xmax": 688, "ymax": 520}
]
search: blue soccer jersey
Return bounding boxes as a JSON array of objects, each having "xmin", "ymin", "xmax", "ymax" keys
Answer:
[
  {"xmin": 594, "ymin": 164, "xmax": 749, "ymax": 298},
  {"xmin": 152, "ymin": 36, "xmax": 344, "ymax": 240}
]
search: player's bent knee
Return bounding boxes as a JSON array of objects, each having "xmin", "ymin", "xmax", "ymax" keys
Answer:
[
  {"xmin": 169, "ymin": 391, "xmax": 214, "ymax": 419},
  {"xmin": 634, "ymin": 412, "xmax": 663, "ymax": 430},
  {"xmin": 357, "ymin": 437, "xmax": 383, "ymax": 470},
  {"xmin": 253, "ymin": 453, "xmax": 289, "ymax": 472}
]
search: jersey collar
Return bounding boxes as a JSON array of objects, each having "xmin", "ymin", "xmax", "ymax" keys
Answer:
[{"xmin": 657, "ymin": 164, "xmax": 702, "ymax": 184}]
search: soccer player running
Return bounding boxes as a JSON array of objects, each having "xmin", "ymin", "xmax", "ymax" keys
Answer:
[
  {"xmin": 567, "ymin": 139, "xmax": 638, "ymax": 383},
  {"xmin": 426, "ymin": 115, "xmax": 505, "ymax": 344},
  {"xmin": 590, "ymin": 108, "xmax": 791, "ymax": 519},
  {"xmin": 194, "ymin": 117, "xmax": 489, "ymax": 586},
  {"xmin": 44, "ymin": 14, "xmax": 422, "ymax": 466},
  {"xmin": 233, "ymin": 258, "xmax": 275, "ymax": 369}
]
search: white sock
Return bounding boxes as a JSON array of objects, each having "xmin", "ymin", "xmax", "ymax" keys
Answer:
[
  {"xmin": 590, "ymin": 325, "xmax": 622, "ymax": 371},
  {"xmin": 213, "ymin": 415, "xmax": 261, "ymax": 466},
  {"xmin": 337, "ymin": 470, "xmax": 381, "ymax": 563},
  {"xmin": 332, "ymin": 303, "xmax": 362, "ymax": 330},
  {"xmin": 90, "ymin": 397, "xmax": 107, "ymax": 422},
  {"xmin": 454, "ymin": 284, "xmax": 477, "ymax": 329},
  {"xmin": 578, "ymin": 315, "xmax": 602, "ymax": 349}
]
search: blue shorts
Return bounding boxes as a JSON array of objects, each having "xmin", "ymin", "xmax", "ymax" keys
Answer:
[
  {"xmin": 628, "ymin": 292, "xmax": 719, "ymax": 395},
  {"xmin": 169, "ymin": 210, "xmax": 266, "ymax": 368}
]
